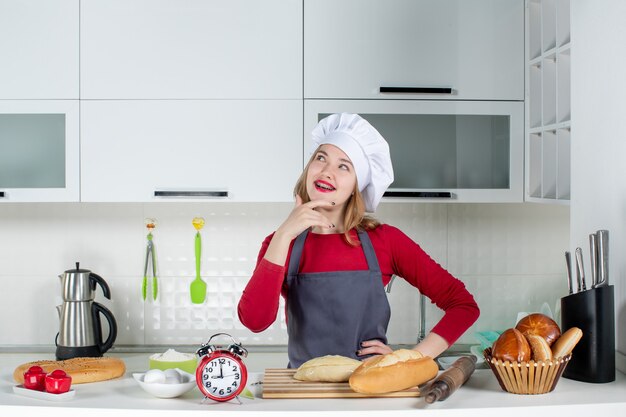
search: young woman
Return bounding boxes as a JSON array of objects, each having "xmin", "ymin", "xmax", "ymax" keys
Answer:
[{"xmin": 238, "ymin": 113, "xmax": 479, "ymax": 368}]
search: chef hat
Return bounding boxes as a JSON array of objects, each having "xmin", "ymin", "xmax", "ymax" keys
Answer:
[{"xmin": 311, "ymin": 113, "xmax": 394, "ymax": 212}]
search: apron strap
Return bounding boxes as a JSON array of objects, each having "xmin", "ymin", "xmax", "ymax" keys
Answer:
[
  {"xmin": 357, "ymin": 229, "xmax": 381, "ymax": 274},
  {"xmin": 287, "ymin": 229, "xmax": 309, "ymax": 277}
]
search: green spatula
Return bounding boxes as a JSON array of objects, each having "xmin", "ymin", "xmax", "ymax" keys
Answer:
[{"xmin": 190, "ymin": 217, "xmax": 206, "ymax": 304}]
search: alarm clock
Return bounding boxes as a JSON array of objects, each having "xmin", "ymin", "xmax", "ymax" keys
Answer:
[{"xmin": 195, "ymin": 333, "xmax": 248, "ymax": 402}]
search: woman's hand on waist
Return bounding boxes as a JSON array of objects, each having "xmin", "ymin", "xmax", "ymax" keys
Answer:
[{"xmin": 357, "ymin": 339, "xmax": 393, "ymax": 357}]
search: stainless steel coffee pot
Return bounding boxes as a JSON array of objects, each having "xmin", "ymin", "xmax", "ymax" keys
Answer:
[{"xmin": 55, "ymin": 262, "xmax": 118, "ymax": 360}]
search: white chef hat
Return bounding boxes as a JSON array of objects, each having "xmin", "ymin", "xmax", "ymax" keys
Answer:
[{"xmin": 311, "ymin": 113, "xmax": 394, "ymax": 212}]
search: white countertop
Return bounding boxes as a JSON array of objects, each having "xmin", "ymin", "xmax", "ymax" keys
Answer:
[{"xmin": 1, "ymin": 352, "xmax": 625, "ymax": 417}]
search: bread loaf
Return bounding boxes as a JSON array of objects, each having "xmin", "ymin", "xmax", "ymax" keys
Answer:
[
  {"xmin": 14, "ymin": 357, "xmax": 126, "ymax": 384},
  {"xmin": 293, "ymin": 355, "xmax": 362, "ymax": 382},
  {"xmin": 492, "ymin": 328, "xmax": 531, "ymax": 362},
  {"xmin": 348, "ymin": 349, "xmax": 437, "ymax": 394},
  {"xmin": 525, "ymin": 334, "xmax": 553, "ymax": 361},
  {"xmin": 515, "ymin": 313, "xmax": 561, "ymax": 346},
  {"xmin": 551, "ymin": 327, "xmax": 583, "ymax": 358}
]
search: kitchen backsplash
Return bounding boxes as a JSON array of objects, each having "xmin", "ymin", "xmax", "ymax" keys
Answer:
[{"xmin": 0, "ymin": 202, "xmax": 569, "ymax": 348}]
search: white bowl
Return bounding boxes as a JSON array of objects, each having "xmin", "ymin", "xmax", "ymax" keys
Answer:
[{"xmin": 133, "ymin": 369, "xmax": 197, "ymax": 399}]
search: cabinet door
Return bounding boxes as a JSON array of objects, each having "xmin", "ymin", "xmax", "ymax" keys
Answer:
[
  {"xmin": 0, "ymin": 0, "xmax": 79, "ymax": 99},
  {"xmin": 0, "ymin": 100, "xmax": 79, "ymax": 202},
  {"xmin": 81, "ymin": 0, "xmax": 302, "ymax": 99},
  {"xmin": 305, "ymin": 0, "xmax": 524, "ymax": 101},
  {"xmin": 305, "ymin": 100, "xmax": 524, "ymax": 203},
  {"xmin": 81, "ymin": 100, "xmax": 302, "ymax": 202}
]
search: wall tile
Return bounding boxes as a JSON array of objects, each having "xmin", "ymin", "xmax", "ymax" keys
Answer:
[{"xmin": 0, "ymin": 202, "xmax": 569, "ymax": 348}]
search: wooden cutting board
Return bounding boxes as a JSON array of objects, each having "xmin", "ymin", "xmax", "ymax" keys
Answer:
[{"xmin": 262, "ymin": 368, "xmax": 422, "ymax": 398}]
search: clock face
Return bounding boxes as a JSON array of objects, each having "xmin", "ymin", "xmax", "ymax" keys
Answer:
[{"xmin": 197, "ymin": 353, "xmax": 247, "ymax": 401}]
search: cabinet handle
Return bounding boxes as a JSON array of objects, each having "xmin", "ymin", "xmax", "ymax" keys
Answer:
[
  {"xmin": 0, "ymin": 191, "xmax": 4, "ymax": 198},
  {"xmin": 154, "ymin": 190, "xmax": 229, "ymax": 198},
  {"xmin": 384, "ymin": 191, "xmax": 452, "ymax": 198},
  {"xmin": 379, "ymin": 87, "xmax": 453, "ymax": 94}
]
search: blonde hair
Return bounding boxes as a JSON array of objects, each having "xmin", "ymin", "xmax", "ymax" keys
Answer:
[{"xmin": 294, "ymin": 148, "xmax": 380, "ymax": 246}]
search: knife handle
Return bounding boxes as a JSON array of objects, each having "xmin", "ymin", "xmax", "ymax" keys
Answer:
[
  {"xmin": 589, "ymin": 234, "xmax": 598, "ymax": 288},
  {"xmin": 575, "ymin": 247, "xmax": 586, "ymax": 292},
  {"xmin": 564, "ymin": 251, "xmax": 573, "ymax": 294},
  {"xmin": 596, "ymin": 230, "xmax": 609, "ymax": 287}
]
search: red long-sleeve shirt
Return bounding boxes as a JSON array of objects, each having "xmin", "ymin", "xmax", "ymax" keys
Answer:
[{"xmin": 237, "ymin": 224, "xmax": 479, "ymax": 345}]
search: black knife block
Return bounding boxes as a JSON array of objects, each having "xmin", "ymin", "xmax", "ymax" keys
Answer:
[{"xmin": 560, "ymin": 285, "xmax": 615, "ymax": 383}]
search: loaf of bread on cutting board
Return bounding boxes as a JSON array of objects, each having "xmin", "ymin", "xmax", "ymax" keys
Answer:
[
  {"xmin": 14, "ymin": 356, "xmax": 126, "ymax": 384},
  {"xmin": 294, "ymin": 355, "xmax": 362, "ymax": 382},
  {"xmin": 348, "ymin": 349, "xmax": 438, "ymax": 394}
]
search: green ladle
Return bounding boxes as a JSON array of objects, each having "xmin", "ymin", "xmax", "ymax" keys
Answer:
[{"xmin": 190, "ymin": 217, "xmax": 207, "ymax": 304}]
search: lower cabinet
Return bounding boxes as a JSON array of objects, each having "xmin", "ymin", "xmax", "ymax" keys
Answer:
[{"xmin": 80, "ymin": 100, "xmax": 302, "ymax": 202}]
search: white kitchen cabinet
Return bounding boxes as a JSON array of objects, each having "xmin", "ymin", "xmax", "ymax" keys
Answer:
[
  {"xmin": 80, "ymin": 100, "xmax": 302, "ymax": 202},
  {"xmin": 526, "ymin": 0, "xmax": 571, "ymax": 203},
  {"xmin": 0, "ymin": 0, "xmax": 79, "ymax": 99},
  {"xmin": 0, "ymin": 100, "xmax": 80, "ymax": 202},
  {"xmin": 80, "ymin": 0, "xmax": 302, "ymax": 99},
  {"xmin": 305, "ymin": 100, "xmax": 524, "ymax": 203},
  {"xmin": 304, "ymin": 0, "xmax": 524, "ymax": 101}
]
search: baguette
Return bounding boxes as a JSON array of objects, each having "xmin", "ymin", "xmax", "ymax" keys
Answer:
[
  {"xmin": 348, "ymin": 349, "xmax": 438, "ymax": 394},
  {"xmin": 13, "ymin": 356, "xmax": 126, "ymax": 384},
  {"xmin": 551, "ymin": 327, "xmax": 583, "ymax": 359},
  {"xmin": 293, "ymin": 355, "xmax": 362, "ymax": 382}
]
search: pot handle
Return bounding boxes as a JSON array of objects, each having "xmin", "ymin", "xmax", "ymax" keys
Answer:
[{"xmin": 92, "ymin": 302, "xmax": 118, "ymax": 354}]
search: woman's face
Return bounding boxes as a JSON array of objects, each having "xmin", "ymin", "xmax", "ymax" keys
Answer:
[{"xmin": 306, "ymin": 144, "xmax": 357, "ymax": 207}]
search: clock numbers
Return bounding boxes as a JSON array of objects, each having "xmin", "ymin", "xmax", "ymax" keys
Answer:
[{"xmin": 200, "ymin": 357, "xmax": 242, "ymax": 398}]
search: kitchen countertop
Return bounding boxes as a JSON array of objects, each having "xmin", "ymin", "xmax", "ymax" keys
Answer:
[{"xmin": 1, "ymin": 351, "xmax": 625, "ymax": 417}]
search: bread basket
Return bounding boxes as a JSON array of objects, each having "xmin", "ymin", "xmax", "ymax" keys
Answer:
[{"xmin": 483, "ymin": 348, "xmax": 571, "ymax": 395}]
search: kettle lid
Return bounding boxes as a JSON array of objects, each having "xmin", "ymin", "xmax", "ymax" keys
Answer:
[{"xmin": 65, "ymin": 262, "xmax": 90, "ymax": 274}]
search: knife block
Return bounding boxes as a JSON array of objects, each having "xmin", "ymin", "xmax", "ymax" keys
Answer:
[{"xmin": 560, "ymin": 285, "xmax": 615, "ymax": 383}]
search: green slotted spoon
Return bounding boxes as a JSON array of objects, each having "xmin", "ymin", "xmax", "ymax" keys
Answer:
[{"xmin": 190, "ymin": 217, "xmax": 207, "ymax": 304}]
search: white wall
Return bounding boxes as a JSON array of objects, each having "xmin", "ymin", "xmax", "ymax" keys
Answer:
[
  {"xmin": 571, "ymin": 0, "xmax": 626, "ymax": 364},
  {"xmin": 0, "ymin": 202, "xmax": 569, "ymax": 349}
]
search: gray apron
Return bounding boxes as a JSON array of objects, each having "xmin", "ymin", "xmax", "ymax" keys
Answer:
[{"xmin": 286, "ymin": 229, "xmax": 391, "ymax": 368}]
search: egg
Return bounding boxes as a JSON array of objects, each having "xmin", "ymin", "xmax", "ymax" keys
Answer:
[
  {"xmin": 143, "ymin": 369, "xmax": 166, "ymax": 384},
  {"xmin": 163, "ymin": 369, "xmax": 182, "ymax": 384}
]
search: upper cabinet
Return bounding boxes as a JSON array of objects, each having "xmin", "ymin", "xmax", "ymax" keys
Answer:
[
  {"xmin": 526, "ymin": 0, "xmax": 571, "ymax": 203},
  {"xmin": 0, "ymin": 0, "xmax": 79, "ymax": 99},
  {"xmin": 80, "ymin": 100, "xmax": 302, "ymax": 202},
  {"xmin": 0, "ymin": 100, "xmax": 80, "ymax": 202},
  {"xmin": 80, "ymin": 0, "xmax": 302, "ymax": 99},
  {"xmin": 304, "ymin": 0, "xmax": 524, "ymax": 101}
]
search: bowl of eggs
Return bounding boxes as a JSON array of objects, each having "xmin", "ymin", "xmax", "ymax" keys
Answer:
[{"xmin": 133, "ymin": 368, "xmax": 196, "ymax": 398}]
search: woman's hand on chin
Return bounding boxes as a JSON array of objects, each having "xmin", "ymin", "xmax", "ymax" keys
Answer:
[{"xmin": 275, "ymin": 194, "xmax": 336, "ymax": 241}]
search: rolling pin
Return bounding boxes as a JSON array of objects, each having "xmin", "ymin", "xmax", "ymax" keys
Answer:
[{"xmin": 424, "ymin": 356, "xmax": 476, "ymax": 403}]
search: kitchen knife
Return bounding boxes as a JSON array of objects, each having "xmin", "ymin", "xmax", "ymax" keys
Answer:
[
  {"xmin": 564, "ymin": 251, "xmax": 573, "ymax": 294},
  {"xmin": 595, "ymin": 230, "xmax": 609, "ymax": 287},
  {"xmin": 575, "ymin": 247, "xmax": 586, "ymax": 292},
  {"xmin": 589, "ymin": 233, "xmax": 598, "ymax": 288}
]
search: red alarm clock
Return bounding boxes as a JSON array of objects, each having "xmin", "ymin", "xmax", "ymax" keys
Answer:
[{"xmin": 195, "ymin": 333, "xmax": 248, "ymax": 402}]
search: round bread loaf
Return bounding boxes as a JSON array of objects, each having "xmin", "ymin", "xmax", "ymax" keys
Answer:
[
  {"xmin": 551, "ymin": 327, "xmax": 583, "ymax": 358},
  {"xmin": 348, "ymin": 349, "xmax": 437, "ymax": 394},
  {"xmin": 515, "ymin": 313, "xmax": 561, "ymax": 346},
  {"xmin": 492, "ymin": 328, "xmax": 531, "ymax": 362},
  {"xmin": 525, "ymin": 333, "xmax": 553, "ymax": 361},
  {"xmin": 293, "ymin": 355, "xmax": 362, "ymax": 382},
  {"xmin": 13, "ymin": 357, "xmax": 126, "ymax": 384}
]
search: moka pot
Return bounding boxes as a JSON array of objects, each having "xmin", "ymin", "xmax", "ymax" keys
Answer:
[{"xmin": 55, "ymin": 263, "xmax": 118, "ymax": 360}]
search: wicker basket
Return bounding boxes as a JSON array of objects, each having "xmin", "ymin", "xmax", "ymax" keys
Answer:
[{"xmin": 483, "ymin": 348, "xmax": 571, "ymax": 395}]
